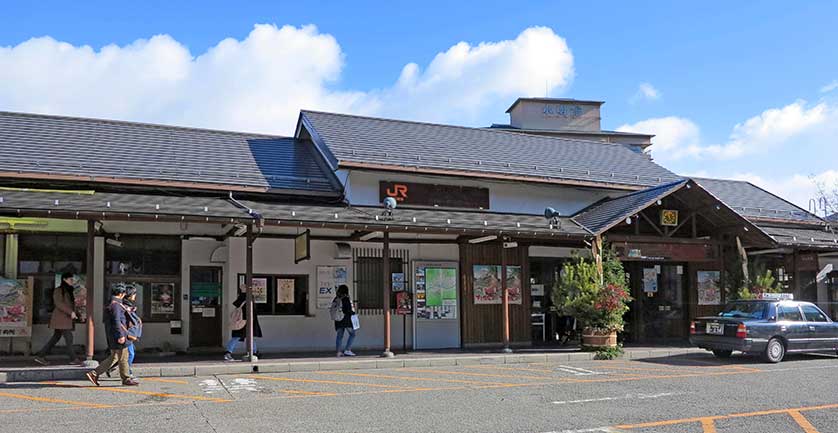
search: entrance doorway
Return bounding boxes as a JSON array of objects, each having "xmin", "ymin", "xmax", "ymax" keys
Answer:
[
  {"xmin": 189, "ymin": 266, "xmax": 223, "ymax": 348},
  {"xmin": 628, "ymin": 263, "xmax": 688, "ymax": 342}
]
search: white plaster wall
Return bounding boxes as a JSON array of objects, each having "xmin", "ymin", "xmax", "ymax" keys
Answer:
[{"xmin": 345, "ymin": 170, "xmax": 617, "ymax": 216}]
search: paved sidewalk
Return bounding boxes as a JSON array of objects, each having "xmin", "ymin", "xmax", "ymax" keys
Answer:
[{"xmin": 0, "ymin": 346, "xmax": 706, "ymax": 383}]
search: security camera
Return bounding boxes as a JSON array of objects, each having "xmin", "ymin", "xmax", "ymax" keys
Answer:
[{"xmin": 383, "ymin": 197, "xmax": 397, "ymax": 210}]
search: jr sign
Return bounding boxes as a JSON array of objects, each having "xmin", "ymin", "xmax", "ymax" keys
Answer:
[{"xmin": 379, "ymin": 181, "xmax": 490, "ymax": 209}]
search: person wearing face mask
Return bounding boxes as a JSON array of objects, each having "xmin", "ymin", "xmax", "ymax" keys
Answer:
[{"xmin": 33, "ymin": 272, "xmax": 80, "ymax": 366}]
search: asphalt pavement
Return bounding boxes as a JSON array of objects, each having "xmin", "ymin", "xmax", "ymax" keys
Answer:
[{"xmin": 1, "ymin": 352, "xmax": 837, "ymax": 433}]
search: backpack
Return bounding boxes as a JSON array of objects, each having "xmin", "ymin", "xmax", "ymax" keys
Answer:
[
  {"xmin": 230, "ymin": 306, "xmax": 246, "ymax": 330},
  {"xmin": 329, "ymin": 297, "xmax": 345, "ymax": 322},
  {"xmin": 126, "ymin": 310, "xmax": 143, "ymax": 339}
]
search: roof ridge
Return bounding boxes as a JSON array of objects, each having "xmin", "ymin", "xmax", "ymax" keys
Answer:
[
  {"xmin": 0, "ymin": 110, "xmax": 290, "ymax": 139},
  {"xmin": 300, "ymin": 109, "xmax": 658, "ymax": 150}
]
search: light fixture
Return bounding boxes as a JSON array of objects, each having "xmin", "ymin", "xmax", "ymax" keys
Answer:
[
  {"xmin": 468, "ymin": 235, "xmax": 498, "ymax": 244},
  {"xmin": 656, "ymin": 200, "xmax": 662, "ymax": 206},
  {"xmin": 625, "ymin": 217, "xmax": 632, "ymax": 225},
  {"xmin": 106, "ymin": 238, "xmax": 123, "ymax": 248}
]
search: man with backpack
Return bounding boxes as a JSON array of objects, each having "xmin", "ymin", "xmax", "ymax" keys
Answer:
[
  {"xmin": 85, "ymin": 285, "xmax": 138, "ymax": 386},
  {"xmin": 331, "ymin": 285, "xmax": 357, "ymax": 357},
  {"xmin": 106, "ymin": 286, "xmax": 142, "ymax": 378}
]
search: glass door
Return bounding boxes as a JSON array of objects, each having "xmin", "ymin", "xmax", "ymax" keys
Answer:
[
  {"xmin": 641, "ymin": 264, "xmax": 687, "ymax": 341},
  {"xmin": 189, "ymin": 266, "xmax": 223, "ymax": 348}
]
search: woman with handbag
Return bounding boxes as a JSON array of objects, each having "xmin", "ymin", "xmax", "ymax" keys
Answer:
[
  {"xmin": 33, "ymin": 272, "xmax": 80, "ymax": 366},
  {"xmin": 224, "ymin": 286, "xmax": 262, "ymax": 361},
  {"xmin": 332, "ymin": 285, "xmax": 357, "ymax": 357}
]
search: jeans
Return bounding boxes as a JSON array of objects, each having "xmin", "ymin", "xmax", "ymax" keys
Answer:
[
  {"xmin": 36, "ymin": 329, "xmax": 76, "ymax": 362},
  {"xmin": 226, "ymin": 337, "xmax": 257, "ymax": 354},
  {"xmin": 336, "ymin": 327, "xmax": 356, "ymax": 352},
  {"xmin": 94, "ymin": 347, "xmax": 130, "ymax": 381}
]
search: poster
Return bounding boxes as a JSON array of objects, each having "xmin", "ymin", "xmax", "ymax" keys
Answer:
[
  {"xmin": 392, "ymin": 273, "xmax": 405, "ymax": 292},
  {"xmin": 473, "ymin": 265, "xmax": 501, "ymax": 304},
  {"xmin": 0, "ymin": 277, "xmax": 33, "ymax": 337},
  {"xmin": 643, "ymin": 268, "xmax": 658, "ymax": 293},
  {"xmin": 54, "ymin": 273, "xmax": 88, "ymax": 322},
  {"xmin": 697, "ymin": 271, "xmax": 721, "ymax": 305},
  {"xmin": 277, "ymin": 279, "xmax": 295, "ymax": 304},
  {"xmin": 151, "ymin": 283, "xmax": 175, "ymax": 315},
  {"xmin": 416, "ymin": 264, "xmax": 457, "ymax": 319},
  {"xmin": 396, "ymin": 291, "xmax": 412, "ymax": 315},
  {"xmin": 251, "ymin": 278, "xmax": 268, "ymax": 304},
  {"xmin": 317, "ymin": 266, "xmax": 348, "ymax": 309},
  {"xmin": 473, "ymin": 265, "xmax": 522, "ymax": 304}
]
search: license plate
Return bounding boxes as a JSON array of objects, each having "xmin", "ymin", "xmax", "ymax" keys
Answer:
[{"xmin": 706, "ymin": 322, "xmax": 724, "ymax": 335}]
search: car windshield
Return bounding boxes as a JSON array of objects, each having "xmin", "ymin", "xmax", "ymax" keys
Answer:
[{"xmin": 717, "ymin": 302, "xmax": 767, "ymax": 320}]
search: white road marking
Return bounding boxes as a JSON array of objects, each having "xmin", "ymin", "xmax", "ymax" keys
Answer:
[
  {"xmin": 552, "ymin": 391, "xmax": 683, "ymax": 405},
  {"xmin": 199, "ymin": 379, "xmax": 224, "ymax": 394},
  {"xmin": 556, "ymin": 365, "xmax": 606, "ymax": 376},
  {"xmin": 228, "ymin": 378, "xmax": 259, "ymax": 392}
]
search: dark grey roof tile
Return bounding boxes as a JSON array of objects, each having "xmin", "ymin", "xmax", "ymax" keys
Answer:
[{"xmin": 694, "ymin": 177, "xmax": 823, "ymax": 224}]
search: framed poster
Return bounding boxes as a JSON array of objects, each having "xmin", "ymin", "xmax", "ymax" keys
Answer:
[
  {"xmin": 416, "ymin": 264, "xmax": 457, "ymax": 319},
  {"xmin": 697, "ymin": 271, "xmax": 721, "ymax": 305},
  {"xmin": 251, "ymin": 277, "xmax": 269, "ymax": 304},
  {"xmin": 506, "ymin": 266, "xmax": 523, "ymax": 305},
  {"xmin": 54, "ymin": 273, "xmax": 88, "ymax": 322},
  {"xmin": 276, "ymin": 278, "xmax": 295, "ymax": 304},
  {"xmin": 396, "ymin": 291, "xmax": 412, "ymax": 315},
  {"xmin": 151, "ymin": 283, "xmax": 176, "ymax": 316},
  {"xmin": 473, "ymin": 265, "xmax": 501, "ymax": 304},
  {"xmin": 392, "ymin": 273, "xmax": 405, "ymax": 292},
  {"xmin": 643, "ymin": 268, "xmax": 658, "ymax": 293},
  {"xmin": 316, "ymin": 266, "xmax": 348, "ymax": 309},
  {"xmin": 0, "ymin": 277, "xmax": 33, "ymax": 337}
]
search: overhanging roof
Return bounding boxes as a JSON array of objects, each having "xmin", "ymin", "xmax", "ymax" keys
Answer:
[
  {"xmin": 694, "ymin": 177, "xmax": 824, "ymax": 225},
  {"xmin": 572, "ymin": 180, "xmax": 687, "ymax": 234},
  {"xmin": 758, "ymin": 225, "xmax": 838, "ymax": 249}
]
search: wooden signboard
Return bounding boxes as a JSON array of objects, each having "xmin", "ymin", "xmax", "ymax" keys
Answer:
[{"xmin": 380, "ymin": 181, "xmax": 490, "ymax": 209}]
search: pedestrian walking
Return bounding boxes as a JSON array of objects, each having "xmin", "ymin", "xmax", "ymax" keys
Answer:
[
  {"xmin": 330, "ymin": 284, "xmax": 356, "ymax": 357},
  {"xmin": 33, "ymin": 272, "xmax": 80, "ymax": 366},
  {"xmin": 107, "ymin": 286, "xmax": 142, "ymax": 378},
  {"xmin": 223, "ymin": 286, "xmax": 261, "ymax": 361},
  {"xmin": 85, "ymin": 285, "xmax": 138, "ymax": 386}
]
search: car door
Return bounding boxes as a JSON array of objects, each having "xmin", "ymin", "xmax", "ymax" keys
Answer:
[
  {"xmin": 800, "ymin": 303, "xmax": 837, "ymax": 351},
  {"xmin": 776, "ymin": 303, "xmax": 809, "ymax": 352}
]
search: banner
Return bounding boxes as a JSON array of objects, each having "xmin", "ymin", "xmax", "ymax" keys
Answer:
[
  {"xmin": 473, "ymin": 265, "xmax": 523, "ymax": 305},
  {"xmin": 0, "ymin": 277, "xmax": 33, "ymax": 337},
  {"xmin": 697, "ymin": 271, "xmax": 721, "ymax": 305}
]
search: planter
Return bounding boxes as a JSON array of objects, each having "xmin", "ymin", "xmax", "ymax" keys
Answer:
[{"xmin": 581, "ymin": 329, "xmax": 617, "ymax": 348}]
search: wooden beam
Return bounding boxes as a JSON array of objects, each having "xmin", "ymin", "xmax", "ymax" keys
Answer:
[
  {"xmin": 638, "ymin": 211, "xmax": 665, "ymax": 237},
  {"xmin": 666, "ymin": 213, "xmax": 694, "ymax": 238}
]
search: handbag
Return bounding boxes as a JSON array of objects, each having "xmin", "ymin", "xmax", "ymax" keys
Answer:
[
  {"xmin": 351, "ymin": 314, "xmax": 360, "ymax": 330},
  {"xmin": 230, "ymin": 306, "xmax": 246, "ymax": 330}
]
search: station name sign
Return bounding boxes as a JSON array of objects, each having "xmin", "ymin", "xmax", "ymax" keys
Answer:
[
  {"xmin": 379, "ymin": 181, "xmax": 490, "ymax": 209},
  {"xmin": 543, "ymin": 104, "xmax": 583, "ymax": 118}
]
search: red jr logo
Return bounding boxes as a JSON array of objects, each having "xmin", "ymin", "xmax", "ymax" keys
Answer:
[{"xmin": 386, "ymin": 184, "xmax": 409, "ymax": 202}]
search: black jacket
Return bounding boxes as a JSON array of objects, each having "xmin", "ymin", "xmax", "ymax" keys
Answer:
[
  {"xmin": 103, "ymin": 297, "xmax": 127, "ymax": 350},
  {"xmin": 334, "ymin": 296, "xmax": 354, "ymax": 330},
  {"xmin": 231, "ymin": 292, "xmax": 262, "ymax": 340}
]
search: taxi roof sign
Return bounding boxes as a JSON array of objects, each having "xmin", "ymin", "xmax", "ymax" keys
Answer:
[{"xmin": 757, "ymin": 293, "xmax": 794, "ymax": 300}]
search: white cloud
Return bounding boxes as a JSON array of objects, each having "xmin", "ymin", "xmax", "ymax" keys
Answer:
[
  {"xmin": 631, "ymin": 82, "xmax": 660, "ymax": 102},
  {"xmin": 616, "ymin": 116, "xmax": 701, "ymax": 162},
  {"xmin": 0, "ymin": 24, "xmax": 574, "ymax": 134},
  {"xmin": 821, "ymin": 80, "xmax": 838, "ymax": 93}
]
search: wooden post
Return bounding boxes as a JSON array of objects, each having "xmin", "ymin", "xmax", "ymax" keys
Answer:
[
  {"xmin": 382, "ymin": 231, "xmax": 394, "ymax": 357},
  {"xmin": 501, "ymin": 239, "xmax": 511, "ymax": 353},
  {"xmin": 84, "ymin": 221, "xmax": 97, "ymax": 367},
  {"xmin": 246, "ymin": 225, "xmax": 255, "ymax": 361},
  {"xmin": 793, "ymin": 248, "xmax": 800, "ymax": 299},
  {"xmin": 593, "ymin": 235, "xmax": 604, "ymax": 286}
]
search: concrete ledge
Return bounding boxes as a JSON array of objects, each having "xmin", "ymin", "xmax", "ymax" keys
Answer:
[
  {"xmin": 376, "ymin": 359, "xmax": 404, "ymax": 369},
  {"xmin": 160, "ymin": 366, "xmax": 196, "ymax": 377},
  {"xmin": 430, "ymin": 357, "xmax": 458, "ymax": 367},
  {"xmin": 509, "ymin": 354, "xmax": 548, "ymax": 364},
  {"xmin": 289, "ymin": 361, "xmax": 320, "ymax": 372},
  {"xmin": 258, "ymin": 363, "xmax": 290, "ymax": 373},
  {"xmin": 402, "ymin": 359, "xmax": 431, "ymax": 368},
  {"xmin": 319, "ymin": 360, "xmax": 377, "ymax": 371},
  {"xmin": 0, "ymin": 372, "xmax": 7, "ymax": 383},
  {"xmin": 133, "ymin": 367, "xmax": 161, "ymax": 377},
  {"xmin": 545, "ymin": 353, "xmax": 570, "ymax": 362},
  {"xmin": 195, "ymin": 364, "xmax": 253, "ymax": 376}
]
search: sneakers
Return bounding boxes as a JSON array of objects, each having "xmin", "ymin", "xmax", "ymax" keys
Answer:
[
  {"xmin": 33, "ymin": 356, "xmax": 48, "ymax": 366},
  {"xmin": 343, "ymin": 350, "xmax": 357, "ymax": 357},
  {"xmin": 85, "ymin": 371, "xmax": 100, "ymax": 387},
  {"xmin": 223, "ymin": 352, "xmax": 234, "ymax": 362},
  {"xmin": 122, "ymin": 378, "xmax": 139, "ymax": 386},
  {"xmin": 336, "ymin": 351, "xmax": 344, "ymax": 357}
]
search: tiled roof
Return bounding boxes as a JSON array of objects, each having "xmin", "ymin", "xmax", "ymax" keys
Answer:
[
  {"xmin": 301, "ymin": 111, "xmax": 680, "ymax": 189},
  {"xmin": 572, "ymin": 180, "xmax": 687, "ymax": 234},
  {"xmin": 759, "ymin": 225, "xmax": 838, "ymax": 249},
  {"xmin": 693, "ymin": 177, "xmax": 824, "ymax": 224},
  {"xmin": 0, "ymin": 111, "xmax": 338, "ymax": 195}
]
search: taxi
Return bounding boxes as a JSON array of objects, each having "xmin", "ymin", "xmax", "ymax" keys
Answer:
[{"xmin": 689, "ymin": 294, "xmax": 838, "ymax": 363}]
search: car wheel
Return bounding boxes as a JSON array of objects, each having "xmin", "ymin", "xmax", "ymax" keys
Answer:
[
  {"xmin": 763, "ymin": 338, "xmax": 785, "ymax": 363},
  {"xmin": 712, "ymin": 350, "xmax": 732, "ymax": 359}
]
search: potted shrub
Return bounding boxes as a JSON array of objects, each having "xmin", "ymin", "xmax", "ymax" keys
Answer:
[{"xmin": 553, "ymin": 247, "xmax": 631, "ymax": 348}]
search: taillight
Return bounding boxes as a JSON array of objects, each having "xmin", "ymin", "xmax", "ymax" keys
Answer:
[
  {"xmin": 736, "ymin": 323, "xmax": 747, "ymax": 338},
  {"xmin": 690, "ymin": 321, "xmax": 696, "ymax": 335}
]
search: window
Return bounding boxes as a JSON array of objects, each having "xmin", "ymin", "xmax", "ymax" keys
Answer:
[
  {"xmin": 354, "ymin": 257, "xmax": 404, "ymax": 310},
  {"xmin": 801, "ymin": 304, "xmax": 829, "ymax": 322},
  {"xmin": 777, "ymin": 304, "xmax": 803, "ymax": 322},
  {"xmin": 236, "ymin": 274, "xmax": 309, "ymax": 315},
  {"xmin": 105, "ymin": 236, "xmax": 180, "ymax": 322},
  {"xmin": 18, "ymin": 234, "xmax": 87, "ymax": 324},
  {"xmin": 717, "ymin": 302, "xmax": 766, "ymax": 320}
]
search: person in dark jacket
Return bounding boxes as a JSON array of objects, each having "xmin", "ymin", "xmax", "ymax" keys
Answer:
[
  {"xmin": 85, "ymin": 285, "xmax": 138, "ymax": 386},
  {"xmin": 223, "ymin": 286, "xmax": 262, "ymax": 361},
  {"xmin": 33, "ymin": 272, "xmax": 79, "ymax": 366},
  {"xmin": 334, "ymin": 285, "xmax": 356, "ymax": 357},
  {"xmin": 107, "ymin": 286, "xmax": 141, "ymax": 378}
]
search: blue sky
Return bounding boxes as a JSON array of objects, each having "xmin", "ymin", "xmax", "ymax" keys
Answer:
[{"xmin": 1, "ymin": 1, "xmax": 837, "ymax": 211}]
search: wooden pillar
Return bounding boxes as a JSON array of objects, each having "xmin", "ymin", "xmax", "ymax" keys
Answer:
[
  {"xmin": 593, "ymin": 235, "xmax": 604, "ymax": 285},
  {"xmin": 245, "ymin": 225, "xmax": 255, "ymax": 360},
  {"xmin": 382, "ymin": 231, "xmax": 394, "ymax": 357},
  {"xmin": 85, "ymin": 221, "xmax": 97, "ymax": 366},
  {"xmin": 501, "ymin": 239, "xmax": 511, "ymax": 353}
]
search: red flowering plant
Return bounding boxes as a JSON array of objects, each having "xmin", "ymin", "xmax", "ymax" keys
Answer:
[{"xmin": 553, "ymin": 245, "xmax": 632, "ymax": 334}]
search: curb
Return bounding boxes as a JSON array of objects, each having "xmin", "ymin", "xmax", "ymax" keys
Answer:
[{"xmin": 0, "ymin": 348, "xmax": 706, "ymax": 383}]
